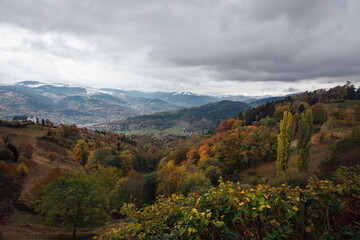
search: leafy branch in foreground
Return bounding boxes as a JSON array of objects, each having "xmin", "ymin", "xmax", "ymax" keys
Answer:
[{"xmin": 96, "ymin": 166, "xmax": 360, "ymax": 240}]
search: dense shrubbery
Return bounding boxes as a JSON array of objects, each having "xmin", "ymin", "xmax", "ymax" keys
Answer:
[
  {"xmin": 0, "ymin": 149, "xmax": 14, "ymax": 162},
  {"xmin": 316, "ymin": 127, "xmax": 360, "ymax": 179},
  {"xmin": 96, "ymin": 166, "xmax": 360, "ymax": 240},
  {"xmin": 0, "ymin": 173, "xmax": 21, "ymax": 227},
  {"xmin": 29, "ymin": 170, "xmax": 64, "ymax": 205},
  {"xmin": 311, "ymin": 103, "xmax": 328, "ymax": 125},
  {"xmin": 181, "ymin": 172, "xmax": 210, "ymax": 196},
  {"xmin": 267, "ymin": 170, "xmax": 309, "ymax": 189},
  {"xmin": 166, "ymin": 121, "xmax": 278, "ymax": 175},
  {"xmin": 0, "ymin": 174, "xmax": 21, "ymax": 203}
]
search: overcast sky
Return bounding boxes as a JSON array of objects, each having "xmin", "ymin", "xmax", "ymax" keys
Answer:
[{"xmin": 0, "ymin": 0, "xmax": 359, "ymax": 96}]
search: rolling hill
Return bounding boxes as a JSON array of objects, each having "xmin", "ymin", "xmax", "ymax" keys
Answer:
[
  {"xmin": 96, "ymin": 100, "xmax": 250, "ymax": 135},
  {"xmin": 0, "ymin": 81, "xmax": 283, "ymax": 127},
  {"xmin": 0, "ymin": 81, "xmax": 178, "ymax": 125}
]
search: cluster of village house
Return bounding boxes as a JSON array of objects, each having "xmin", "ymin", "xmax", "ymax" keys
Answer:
[
  {"xmin": 12, "ymin": 116, "xmax": 37, "ymax": 123},
  {"xmin": 12, "ymin": 116, "xmax": 52, "ymax": 125}
]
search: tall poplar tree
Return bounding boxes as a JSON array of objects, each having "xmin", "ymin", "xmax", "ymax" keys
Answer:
[
  {"xmin": 276, "ymin": 111, "xmax": 292, "ymax": 174},
  {"xmin": 296, "ymin": 109, "xmax": 313, "ymax": 173}
]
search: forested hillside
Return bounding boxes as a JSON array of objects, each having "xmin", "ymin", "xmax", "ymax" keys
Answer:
[
  {"xmin": 0, "ymin": 82, "xmax": 359, "ymax": 239},
  {"xmin": 0, "ymin": 81, "xmax": 271, "ymax": 126},
  {"xmin": 101, "ymin": 100, "xmax": 250, "ymax": 135}
]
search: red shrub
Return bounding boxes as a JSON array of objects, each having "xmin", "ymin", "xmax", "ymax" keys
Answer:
[
  {"xmin": 0, "ymin": 162, "xmax": 16, "ymax": 177},
  {"xmin": 29, "ymin": 170, "xmax": 63, "ymax": 203}
]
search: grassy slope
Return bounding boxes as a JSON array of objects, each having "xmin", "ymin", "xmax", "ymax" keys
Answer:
[
  {"xmin": 0, "ymin": 125, "xmax": 84, "ymax": 202},
  {"xmin": 2, "ymin": 210, "xmax": 96, "ymax": 240},
  {"xmin": 0, "ymin": 125, "xmax": 86, "ymax": 240}
]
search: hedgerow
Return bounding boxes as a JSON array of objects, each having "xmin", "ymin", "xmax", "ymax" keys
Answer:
[{"xmin": 96, "ymin": 167, "xmax": 360, "ymax": 240}]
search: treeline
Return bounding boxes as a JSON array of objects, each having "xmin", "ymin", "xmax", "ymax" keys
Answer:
[{"xmin": 239, "ymin": 81, "xmax": 360, "ymax": 125}]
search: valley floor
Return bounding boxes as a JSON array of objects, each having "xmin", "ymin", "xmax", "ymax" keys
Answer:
[{"xmin": 1, "ymin": 210, "xmax": 96, "ymax": 240}]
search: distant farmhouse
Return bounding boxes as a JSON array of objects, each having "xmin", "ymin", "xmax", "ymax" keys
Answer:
[
  {"xmin": 12, "ymin": 116, "xmax": 37, "ymax": 123},
  {"xmin": 12, "ymin": 116, "xmax": 28, "ymax": 122}
]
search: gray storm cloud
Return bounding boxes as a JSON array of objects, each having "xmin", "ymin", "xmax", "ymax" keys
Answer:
[{"xmin": 0, "ymin": 0, "xmax": 359, "ymax": 94}]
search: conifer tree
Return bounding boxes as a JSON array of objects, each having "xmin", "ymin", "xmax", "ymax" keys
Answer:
[
  {"xmin": 296, "ymin": 109, "xmax": 313, "ymax": 172},
  {"xmin": 276, "ymin": 111, "xmax": 292, "ymax": 174}
]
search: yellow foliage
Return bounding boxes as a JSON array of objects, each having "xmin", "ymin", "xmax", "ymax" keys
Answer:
[
  {"xmin": 344, "ymin": 111, "xmax": 355, "ymax": 126},
  {"xmin": 276, "ymin": 111, "xmax": 292, "ymax": 174},
  {"xmin": 352, "ymin": 126, "xmax": 360, "ymax": 138},
  {"xmin": 157, "ymin": 160, "xmax": 188, "ymax": 196},
  {"xmin": 186, "ymin": 148, "xmax": 200, "ymax": 164},
  {"xmin": 72, "ymin": 139, "xmax": 89, "ymax": 165},
  {"xmin": 337, "ymin": 132, "xmax": 344, "ymax": 139},
  {"xmin": 84, "ymin": 151, "xmax": 99, "ymax": 171},
  {"xmin": 17, "ymin": 162, "xmax": 29, "ymax": 176},
  {"xmin": 198, "ymin": 144, "xmax": 210, "ymax": 164}
]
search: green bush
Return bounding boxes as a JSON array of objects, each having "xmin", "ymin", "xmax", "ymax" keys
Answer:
[
  {"xmin": 317, "ymin": 134, "xmax": 360, "ymax": 179},
  {"xmin": 205, "ymin": 166, "xmax": 222, "ymax": 186},
  {"xmin": 259, "ymin": 116, "xmax": 277, "ymax": 128},
  {"xmin": 0, "ymin": 148, "xmax": 14, "ymax": 162},
  {"xmin": 111, "ymin": 171, "xmax": 145, "ymax": 209},
  {"xmin": 181, "ymin": 172, "xmax": 210, "ymax": 196},
  {"xmin": 268, "ymin": 170, "xmax": 309, "ymax": 188},
  {"xmin": 246, "ymin": 175, "xmax": 265, "ymax": 186},
  {"xmin": 311, "ymin": 103, "xmax": 328, "ymax": 124},
  {"xmin": 199, "ymin": 158, "xmax": 224, "ymax": 172},
  {"xmin": 0, "ymin": 174, "xmax": 21, "ymax": 203},
  {"xmin": 96, "ymin": 167, "xmax": 360, "ymax": 240},
  {"xmin": 6, "ymin": 143, "xmax": 19, "ymax": 162},
  {"xmin": 142, "ymin": 171, "xmax": 158, "ymax": 203}
]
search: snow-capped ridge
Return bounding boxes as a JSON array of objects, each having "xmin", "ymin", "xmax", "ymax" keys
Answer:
[
  {"xmin": 16, "ymin": 81, "xmax": 70, "ymax": 88},
  {"xmin": 173, "ymin": 91, "xmax": 200, "ymax": 96},
  {"xmin": 84, "ymin": 87, "xmax": 112, "ymax": 96}
]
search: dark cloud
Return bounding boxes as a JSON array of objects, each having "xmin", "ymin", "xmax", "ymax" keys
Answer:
[
  {"xmin": 0, "ymin": 0, "xmax": 359, "ymax": 94},
  {"xmin": 285, "ymin": 87, "xmax": 300, "ymax": 92}
]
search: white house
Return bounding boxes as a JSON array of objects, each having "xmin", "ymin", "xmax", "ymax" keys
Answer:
[
  {"xmin": 13, "ymin": 116, "xmax": 37, "ymax": 123},
  {"xmin": 27, "ymin": 116, "xmax": 37, "ymax": 123}
]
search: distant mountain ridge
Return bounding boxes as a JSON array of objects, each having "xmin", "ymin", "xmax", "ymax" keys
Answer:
[
  {"xmin": 0, "ymin": 81, "xmax": 283, "ymax": 127},
  {"xmin": 101, "ymin": 88, "xmax": 273, "ymax": 107},
  {"xmin": 0, "ymin": 81, "xmax": 177, "ymax": 125}
]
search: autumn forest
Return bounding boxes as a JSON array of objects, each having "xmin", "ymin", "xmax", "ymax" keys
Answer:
[{"xmin": 0, "ymin": 82, "xmax": 359, "ymax": 239}]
